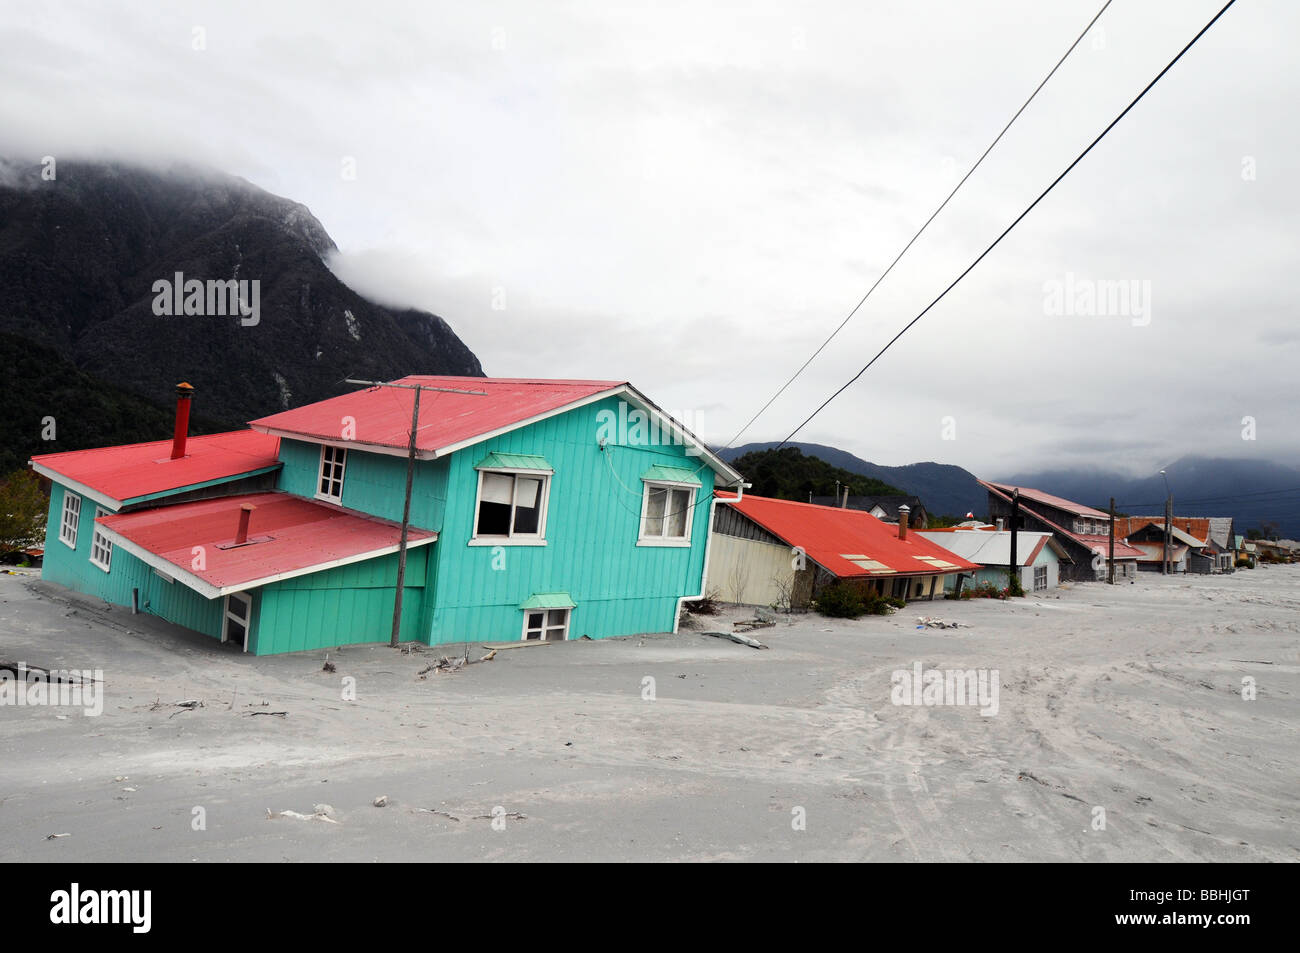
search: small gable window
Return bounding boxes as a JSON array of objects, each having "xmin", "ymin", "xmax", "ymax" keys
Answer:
[{"xmin": 317, "ymin": 445, "xmax": 347, "ymax": 504}]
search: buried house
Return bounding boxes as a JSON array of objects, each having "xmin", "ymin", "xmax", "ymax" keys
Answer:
[
  {"xmin": 915, "ymin": 524, "xmax": 1068, "ymax": 593},
  {"xmin": 980, "ymin": 480, "xmax": 1142, "ymax": 581},
  {"xmin": 708, "ymin": 494, "xmax": 979, "ymax": 607},
  {"xmin": 30, "ymin": 378, "xmax": 743, "ymax": 654}
]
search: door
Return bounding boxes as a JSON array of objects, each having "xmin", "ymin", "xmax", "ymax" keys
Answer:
[{"xmin": 223, "ymin": 592, "xmax": 252, "ymax": 651}]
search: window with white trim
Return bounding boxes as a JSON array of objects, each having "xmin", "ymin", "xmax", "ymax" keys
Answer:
[
  {"xmin": 1033, "ymin": 565, "xmax": 1048, "ymax": 591},
  {"xmin": 317, "ymin": 445, "xmax": 347, "ymax": 503},
  {"xmin": 59, "ymin": 492, "xmax": 81, "ymax": 549},
  {"xmin": 522, "ymin": 608, "xmax": 569, "ymax": 642},
  {"xmin": 474, "ymin": 471, "xmax": 549, "ymax": 541},
  {"xmin": 89, "ymin": 507, "xmax": 113, "ymax": 572},
  {"xmin": 639, "ymin": 482, "xmax": 694, "ymax": 544}
]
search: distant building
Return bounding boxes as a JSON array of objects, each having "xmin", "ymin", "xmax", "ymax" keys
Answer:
[
  {"xmin": 980, "ymin": 481, "xmax": 1141, "ymax": 581},
  {"xmin": 809, "ymin": 494, "xmax": 929, "ymax": 528},
  {"xmin": 917, "ymin": 525, "xmax": 1068, "ymax": 593}
]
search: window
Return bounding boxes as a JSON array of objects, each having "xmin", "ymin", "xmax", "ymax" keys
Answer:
[
  {"xmin": 474, "ymin": 471, "xmax": 548, "ymax": 541},
  {"xmin": 223, "ymin": 592, "xmax": 252, "ymax": 650},
  {"xmin": 639, "ymin": 482, "xmax": 694, "ymax": 544},
  {"xmin": 59, "ymin": 492, "xmax": 81, "ymax": 549},
  {"xmin": 1034, "ymin": 565, "xmax": 1048, "ymax": 591},
  {"xmin": 89, "ymin": 507, "xmax": 113, "ymax": 572},
  {"xmin": 317, "ymin": 445, "xmax": 347, "ymax": 503},
  {"xmin": 523, "ymin": 608, "xmax": 569, "ymax": 642}
]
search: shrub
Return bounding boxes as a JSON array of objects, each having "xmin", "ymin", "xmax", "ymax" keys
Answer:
[
  {"xmin": 815, "ymin": 582, "xmax": 901, "ymax": 618},
  {"xmin": 815, "ymin": 581, "xmax": 866, "ymax": 618}
]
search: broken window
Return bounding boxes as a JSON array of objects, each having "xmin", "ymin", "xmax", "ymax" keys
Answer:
[{"xmin": 474, "ymin": 471, "xmax": 549, "ymax": 541}]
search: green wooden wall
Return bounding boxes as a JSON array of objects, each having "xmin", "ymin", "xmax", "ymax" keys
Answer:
[
  {"xmin": 40, "ymin": 482, "xmax": 225, "ymax": 639},
  {"xmin": 278, "ymin": 438, "xmax": 448, "ymax": 528},
  {"xmin": 252, "ymin": 549, "xmax": 427, "ymax": 655},
  {"xmin": 425, "ymin": 395, "xmax": 716, "ymax": 644}
]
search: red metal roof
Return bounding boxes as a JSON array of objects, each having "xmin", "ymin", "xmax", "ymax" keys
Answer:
[
  {"xmin": 719, "ymin": 494, "xmax": 980, "ymax": 578},
  {"xmin": 250, "ymin": 377, "xmax": 624, "ymax": 456},
  {"xmin": 96, "ymin": 492, "xmax": 435, "ymax": 597},
  {"xmin": 30, "ymin": 431, "xmax": 281, "ymax": 508},
  {"xmin": 984, "ymin": 483, "xmax": 1145, "ymax": 559},
  {"xmin": 980, "ymin": 480, "xmax": 1111, "ymax": 519},
  {"xmin": 1113, "ymin": 516, "xmax": 1209, "ymax": 544}
]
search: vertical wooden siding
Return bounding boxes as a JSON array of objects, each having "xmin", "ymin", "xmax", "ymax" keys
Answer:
[{"xmin": 427, "ymin": 395, "xmax": 716, "ymax": 644}]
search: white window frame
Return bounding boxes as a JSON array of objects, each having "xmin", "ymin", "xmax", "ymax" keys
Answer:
[
  {"xmin": 637, "ymin": 480, "xmax": 696, "ymax": 547},
  {"xmin": 316, "ymin": 444, "xmax": 347, "ymax": 504},
  {"xmin": 59, "ymin": 492, "xmax": 81, "ymax": 549},
  {"xmin": 1034, "ymin": 564, "xmax": 1048, "ymax": 591},
  {"xmin": 223, "ymin": 591, "xmax": 253, "ymax": 651},
  {"xmin": 89, "ymin": 507, "xmax": 113, "ymax": 572},
  {"xmin": 521, "ymin": 607, "xmax": 570, "ymax": 642},
  {"xmin": 470, "ymin": 468, "xmax": 551, "ymax": 546}
]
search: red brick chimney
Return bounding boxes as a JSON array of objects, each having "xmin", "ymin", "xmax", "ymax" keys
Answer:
[
  {"xmin": 235, "ymin": 503, "xmax": 255, "ymax": 545},
  {"xmin": 170, "ymin": 382, "xmax": 195, "ymax": 460},
  {"xmin": 898, "ymin": 504, "xmax": 910, "ymax": 541}
]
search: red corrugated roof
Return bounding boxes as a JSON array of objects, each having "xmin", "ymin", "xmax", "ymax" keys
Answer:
[
  {"xmin": 1114, "ymin": 516, "xmax": 1209, "ymax": 544},
  {"xmin": 720, "ymin": 494, "xmax": 980, "ymax": 578},
  {"xmin": 980, "ymin": 480, "xmax": 1111, "ymax": 519},
  {"xmin": 96, "ymin": 492, "xmax": 435, "ymax": 597},
  {"xmin": 30, "ymin": 431, "xmax": 281, "ymax": 508},
  {"xmin": 250, "ymin": 376, "xmax": 624, "ymax": 456}
]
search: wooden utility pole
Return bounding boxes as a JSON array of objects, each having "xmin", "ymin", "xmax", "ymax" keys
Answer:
[
  {"xmin": 1009, "ymin": 489, "xmax": 1019, "ymax": 590},
  {"xmin": 344, "ymin": 379, "xmax": 487, "ymax": 647},
  {"xmin": 1108, "ymin": 497, "xmax": 1116, "ymax": 584},
  {"xmin": 392, "ymin": 385, "xmax": 422, "ymax": 647}
]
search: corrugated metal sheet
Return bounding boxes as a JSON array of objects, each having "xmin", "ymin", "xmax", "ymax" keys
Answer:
[
  {"xmin": 31, "ymin": 431, "xmax": 281, "ymax": 507},
  {"xmin": 520, "ymin": 591, "xmax": 576, "ymax": 609},
  {"xmin": 96, "ymin": 491, "xmax": 436, "ymax": 595},
  {"xmin": 980, "ymin": 480, "xmax": 1111, "ymax": 519},
  {"xmin": 475, "ymin": 451, "xmax": 553, "ymax": 471},
  {"xmin": 642, "ymin": 464, "xmax": 702, "ymax": 485},
  {"xmin": 916, "ymin": 529, "xmax": 1054, "ymax": 567},
  {"xmin": 717, "ymin": 494, "xmax": 981, "ymax": 578},
  {"xmin": 251, "ymin": 377, "xmax": 621, "ymax": 455}
]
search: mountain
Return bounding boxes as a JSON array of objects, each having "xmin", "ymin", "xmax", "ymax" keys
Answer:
[
  {"xmin": 720, "ymin": 442, "xmax": 987, "ymax": 518},
  {"xmin": 726, "ymin": 447, "xmax": 904, "ymax": 501},
  {"xmin": 0, "ymin": 158, "xmax": 482, "ymax": 472},
  {"xmin": 1000, "ymin": 456, "xmax": 1300, "ymax": 539}
]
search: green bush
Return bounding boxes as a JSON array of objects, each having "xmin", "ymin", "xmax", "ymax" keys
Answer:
[{"xmin": 815, "ymin": 582, "xmax": 900, "ymax": 618}]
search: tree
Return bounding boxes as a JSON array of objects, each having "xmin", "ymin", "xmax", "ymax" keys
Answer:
[{"xmin": 0, "ymin": 469, "xmax": 47, "ymax": 556}]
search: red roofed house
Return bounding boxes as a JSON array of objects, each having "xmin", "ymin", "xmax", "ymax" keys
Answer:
[
  {"xmin": 31, "ymin": 378, "xmax": 743, "ymax": 654},
  {"xmin": 981, "ymin": 480, "xmax": 1141, "ymax": 581},
  {"xmin": 708, "ymin": 494, "xmax": 980, "ymax": 607}
]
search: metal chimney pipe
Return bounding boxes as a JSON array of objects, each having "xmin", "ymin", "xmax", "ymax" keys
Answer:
[
  {"xmin": 235, "ymin": 503, "xmax": 255, "ymax": 545},
  {"xmin": 170, "ymin": 382, "xmax": 195, "ymax": 459},
  {"xmin": 898, "ymin": 504, "xmax": 910, "ymax": 541}
]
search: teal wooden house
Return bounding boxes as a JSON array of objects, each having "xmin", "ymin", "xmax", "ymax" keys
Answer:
[{"xmin": 30, "ymin": 378, "xmax": 744, "ymax": 654}]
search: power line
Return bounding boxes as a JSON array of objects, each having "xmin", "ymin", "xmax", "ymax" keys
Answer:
[
  {"xmin": 723, "ymin": 0, "xmax": 1113, "ymax": 450},
  {"xmin": 1117, "ymin": 485, "xmax": 1300, "ymax": 510},
  {"xmin": 776, "ymin": 0, "xmax": 1239, "ymax": 449}
]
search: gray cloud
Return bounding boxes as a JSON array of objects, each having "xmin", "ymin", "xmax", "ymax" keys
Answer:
[{"xmin": 1, "ymin": 0, "xmax": 1294, "ymax": 478}]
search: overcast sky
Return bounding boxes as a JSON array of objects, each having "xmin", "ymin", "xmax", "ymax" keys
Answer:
[{"xmin": 2, "ymin": 0, "xmax": 1294, "ymax": 478}]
